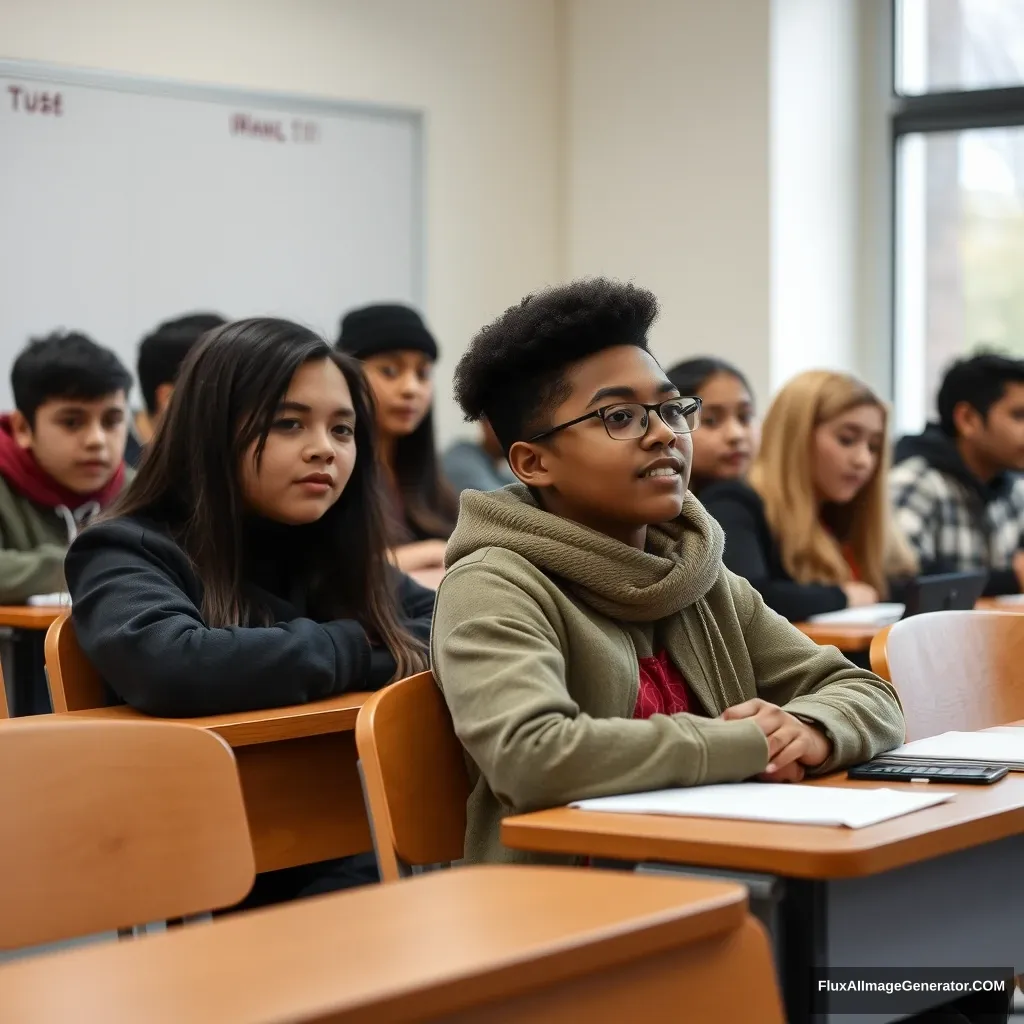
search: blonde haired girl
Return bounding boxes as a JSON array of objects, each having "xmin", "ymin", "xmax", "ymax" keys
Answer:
[{"xmin": 702, "ymin": 370, "xmax": 916, "ymax": 621}]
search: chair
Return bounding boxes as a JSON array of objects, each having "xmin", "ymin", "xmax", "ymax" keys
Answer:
[
  {"xmin": 355, "ymin": 670, "xmax": 470, "ymax": 882},
  {"xmin": 44, "ymin": 612, "xmax": 106, "ymax": 712},
  {"xmin": 870, "ymin": 610, "xmax": 1024, "ymax": 741},
  {"xmin": 0, "ymin": 660, "xmax": 8, "ymax": 718},
  {"xmin": 0, "ymin": 717, "xmax": 255, "ymax": 950}
]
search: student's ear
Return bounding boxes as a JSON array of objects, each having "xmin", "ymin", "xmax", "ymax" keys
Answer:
[
  {"xmin": 507, "ymin": 440, "xmax": 554, "ymax": 488},
  {"xmin": 154, "ymin": 382, "xmax": 175, "ymax": 417},
  {"xmin": 9, "ymin": 411, "xmax": 34, "ymax": 451},
  {"xmin": 953, "ymin": 400, "xmax": 984, "ymax": 440}
]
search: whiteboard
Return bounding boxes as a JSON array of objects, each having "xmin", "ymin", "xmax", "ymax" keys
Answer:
[{"xmin": 0, "ymin": 60, "xmax": 424, "ymax": 409}]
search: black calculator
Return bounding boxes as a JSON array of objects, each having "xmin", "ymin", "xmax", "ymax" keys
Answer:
[{"xmin": 847, "ymin": 760, "xmax": 1008, "ymax": 785}]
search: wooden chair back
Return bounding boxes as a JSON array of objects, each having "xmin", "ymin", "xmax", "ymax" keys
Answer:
[
  {"xmin": 355, "ymin": 671, "xmax": 470, "ymax": 881},
  {"xmin": 0, "ymin": 717, "xmax": 254, "ymax": 950},
  {"xmin": 870, "ymin": 610, "xmax": 1024, "ymax": 740},
  {"xmin": 44, "ymin": 612, "xmax": 107, "ymax": 711}
]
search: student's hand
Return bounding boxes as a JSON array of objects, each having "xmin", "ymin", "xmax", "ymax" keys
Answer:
[
  {"xmin": 409, "ymin": 566, "xmax": 446, "ymax": 591},
  {"xmin": 1012, "ymin": 550, "xmax": 1024, "ymax": 592},
  {"xmin": 720, "ymin": 699, "xmax": 832, "ymax": 779},
  {"xmin": 841, "ymin": 581, "xmax": 879, "ymax": 608},
  {"xmin": 392, "ymin": 539, "xmax": 448, "ymax": 573}
]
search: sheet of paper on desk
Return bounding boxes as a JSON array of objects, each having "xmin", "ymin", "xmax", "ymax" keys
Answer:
[
  {"xmin": 992, "ymin": 593, "xmax": 1024, "ymax": 606},
  {"xmin": 27, "ymin": 593, "xmax": 71, "ymax": 607},
  {"xmin": 804, "ymin": 603, "xmax": 905, "ymax": 626},
  {"xmin": 570, "ymin": 783, "xmax": 954, "ymax": 829},
  {"xmin": 887, "ymin": 730, "xmax": 1024, "ymax": 768}
]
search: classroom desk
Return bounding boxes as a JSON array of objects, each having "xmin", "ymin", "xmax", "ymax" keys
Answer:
[
  {"xmin": 0, "ymin": 866, "xmax": 773, "ymax": 1024},
  {"xmin": 794, "ymin": 621, "xmax": 877, "ymax": 652},
  {"xmin": 501, "ymin": 738, "xmax": 1024, "ymax": 1023},
  {"xmin": 0, "ymin": 606, "xmax": 64, "ymax": 631},
  {"xmin": 61, "ymin": 695, "xmax": 374, "ymax": 874},
  {"xmin": 975, "ymin": 596, "xmax": 1024, "ymax": 612},
  {"xmin": 0, "ymin": 606, "xmax": 64, "ymax": 716}
]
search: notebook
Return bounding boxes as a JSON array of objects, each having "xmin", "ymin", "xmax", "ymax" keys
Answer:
[
  {"xmin": 570, "ymin": 783, "xmax": 954, "ymax": 829},
  {"xmin": 27, "ymin": 593, "xmax": 71, "ymax": 607},
  {"xmin": 884, "ymin": 730, "xmax": 1024, "ymax": 769},
  {"xmin": 805, "ymin": 603, "xmax": 905, "ymax": 627}
]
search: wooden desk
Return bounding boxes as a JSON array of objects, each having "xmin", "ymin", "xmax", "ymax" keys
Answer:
[
  {"xmin": 0, "ymin": 607, "xmax": 65, "ymax": 716},
  {"xmin": 976, "ymin": 596, "xmax": 1024, "ymax": 612},
  {"xmin": 62, "ymin": 695, "xmax": 374, "ymax": 873},
  {"xmin": 502, "ymin": 748, "xmax": 1024, "ymax": 1022},
  {"xmin": 0, "ymin": 606, "xmax": 63, "ymax": 631},
  {"xmin": 794, "ymin": 621, "xmax": 877, "ymax": 652},
  {"xmin": 0, "ymin": 866, "xmax": 777, "ymax": 1024}
]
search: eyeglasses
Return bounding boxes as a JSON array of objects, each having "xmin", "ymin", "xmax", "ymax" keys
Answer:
[{"xmin": 528, "ymin": 397, "xmax": 701, "ymax": 443}]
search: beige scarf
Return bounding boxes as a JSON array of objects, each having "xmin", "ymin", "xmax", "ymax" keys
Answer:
[{"xmin": 447, "ymin": 485, "xmax": 739, "ymax": 709}]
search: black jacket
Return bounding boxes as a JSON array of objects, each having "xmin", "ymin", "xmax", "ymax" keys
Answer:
[
  {"xmin": 700, "ymin": 480, "xmax": 848, "ymax": 621},
  {"xmin": 65, "ymin": 515, "xmax": 434, "ymax": 717}
]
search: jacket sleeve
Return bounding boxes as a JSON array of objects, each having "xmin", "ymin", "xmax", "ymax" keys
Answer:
[
  {"xmin": 889, "ymin": 463, "xmax": 941, "ymax": 571},
  {"xmin": 702, "ymin": 489, "xmax": 847, "ymax": 621},
  {"xmin": 65, "ymin": 523, "xmax": 374, "ymax": 717},
  {"xmin": 0, "ymin": 540, "xmax": 67, "ymax": 604},
  {"xmin": 431, "ymin": 560, "xmax": 770, "ymax": 814},
  {"xmin": 733, "ymin": 576, "xmax": 906, "ymax": 771}
]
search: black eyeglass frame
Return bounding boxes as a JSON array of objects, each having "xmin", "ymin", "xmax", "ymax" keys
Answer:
[{"xmin": 526, "ymin": 396, "xmax": 702, "ymax": 443}]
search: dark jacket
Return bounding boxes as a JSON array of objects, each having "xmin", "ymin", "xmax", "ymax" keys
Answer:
[
  {"xmin": 700, "ymin": 480, "xmax": 848, "ymax": 621},
  {"xmin": 65, "ymin": 515, "xmax": 434, "ymax": 717},
  {"xmin": 891, "ymin": 425, "xmax": 1024, "ymax": 596}
]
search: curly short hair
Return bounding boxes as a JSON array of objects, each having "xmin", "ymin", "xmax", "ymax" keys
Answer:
[
  {"xmin": 453, "ymin": 278, "xmax": 659, "ymax": 450},
  {"xmin": 937, "ymin": 350, "xmax": 1024, "ymax": 437}
]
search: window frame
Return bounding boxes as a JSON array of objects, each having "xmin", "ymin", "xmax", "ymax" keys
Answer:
[{"xmin": 890, "ymin": 0, "xmax": 1024, "ymax": 429}]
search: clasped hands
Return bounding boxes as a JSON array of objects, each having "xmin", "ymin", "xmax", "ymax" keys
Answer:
[{"xmin": 720, "ymin": 699, "xmax": 832, "ymax": 783}]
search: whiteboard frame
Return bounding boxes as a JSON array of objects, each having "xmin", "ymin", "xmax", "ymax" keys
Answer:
[{"xmin": 0, "ymin": 58, "xmax": 426, "ymax": 311}]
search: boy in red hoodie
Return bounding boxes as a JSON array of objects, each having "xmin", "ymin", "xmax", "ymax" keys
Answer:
[{"xmin": 0, "ymin": 332, "xmax": 131, "ymax": 605}]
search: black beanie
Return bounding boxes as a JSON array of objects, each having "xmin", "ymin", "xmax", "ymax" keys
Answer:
[{"xmin": 336, "ymin": 304, "xmax": 438, "ymax": 361}]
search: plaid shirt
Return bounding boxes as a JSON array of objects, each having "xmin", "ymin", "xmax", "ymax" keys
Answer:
[{"xmin": 890, "ymin": 456, "xmax": 1024, "ymax": 583}]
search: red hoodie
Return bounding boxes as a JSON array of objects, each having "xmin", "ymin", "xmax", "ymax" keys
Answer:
[{"xmin": 0, "ymin": 415, "xmax": 125, "ymax": 510}]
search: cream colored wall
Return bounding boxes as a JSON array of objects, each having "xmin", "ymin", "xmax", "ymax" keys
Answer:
[
  {"xmin": 3, "ymin": 0, "xmax": 883, "ymax": 435},
  {"xmin": 0, "ymin": 0, "xmax": 563, "ymax": 443},
  {"xmin": 563, "ymin": 0, "xmax": 772, "ymax": 404}
]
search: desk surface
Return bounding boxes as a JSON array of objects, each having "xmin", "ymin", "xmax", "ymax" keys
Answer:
[
  {"xmin": 502, "ymin": 728, "xmax": 1024, "ymax": 879},
  {"xmin": 0, "ymin": 606, "xmax": 63, "ymax": 631},
  {"xmin": 0, "ymin": 865, "xmax": 747, "ymax": 1024},
  {"xmin": 61, "ymin": 692, "xmax": 371, "ymax": 747},
  {"xmin": 794, "ymin": 621, "xmax": 877, "ymax": 651},
  {"xmin": 975, "ymin": 597, "xmax": 1024, "ymax": 612}
]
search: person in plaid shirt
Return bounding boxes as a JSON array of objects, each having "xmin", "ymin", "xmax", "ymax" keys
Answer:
[{"xmin": 891, "ymin": 352, "xmax": 1024, "ymax": 596}]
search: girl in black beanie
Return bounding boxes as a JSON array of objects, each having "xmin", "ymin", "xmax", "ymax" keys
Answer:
[{"xmin": 338, "ymin": 304, "xmax": 457, "ymax": 587}]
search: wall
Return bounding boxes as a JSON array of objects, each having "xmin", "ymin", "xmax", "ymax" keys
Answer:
[
  {"xmin": 770, "ymin": 0, "xmax": 860, "ymax": 390},
  {"xmin": 563, "ymin": 0, "xmax": 772, "ymax": 404},
  {"xmin": 0, "ymin": 0, "xmax": 562, "ymax": 443}
]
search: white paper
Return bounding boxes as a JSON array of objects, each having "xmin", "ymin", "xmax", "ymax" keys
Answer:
[
  {"xmin": 886, "ymin": 731, "xmax": 1024, "ymax": 767},
  {"xmin": 804, "ymin": 603, "xmax": 905, "ymax": 626},
  {"xmin": 570, "ymin": 783, "xmax": 953, "ymax": 829},
  {"xmin": 27, "ymin": 593, "xmax": 71, "ymax": 607},
  {"xmin": 992, "ymin": 593, "xmax": 1024, "ymax": 606}
]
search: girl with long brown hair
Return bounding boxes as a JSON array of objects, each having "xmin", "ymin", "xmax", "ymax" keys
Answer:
[
  {"xmin": 702, "ymin": 370, "xmax": 916, "ymax": 622},
  {"xmin": 337, "ymin": 304, "xmax": 457, "ymax": 586},
  {"xmin": 65, "ymin": 317, "xmax": 431, "ymax": 718}
]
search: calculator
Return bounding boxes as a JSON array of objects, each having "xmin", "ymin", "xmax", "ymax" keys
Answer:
[{"xmin": 846, "ymin": 760, "xmax": 1008, "ymax": 785}]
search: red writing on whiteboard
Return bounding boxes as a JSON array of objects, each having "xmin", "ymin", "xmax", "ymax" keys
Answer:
[
  {"xmin": 8, "ymin": 85, "xmax": 63, "ymax": 116},
  {"xmin": 230, "ymin": 113, "xmax": 286, "ymax": 142},
  {"xmin": 291, "ymin": 119, "xmax": 319, "ymax": 143}
]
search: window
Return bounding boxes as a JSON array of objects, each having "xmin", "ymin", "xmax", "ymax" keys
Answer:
[{"xmin": 893, "ymin": 0, "xmax": 1024, "ymax": 433}]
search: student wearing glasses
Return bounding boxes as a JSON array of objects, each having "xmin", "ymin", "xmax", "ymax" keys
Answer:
[{"xmin": 431, "ymin": 278, "xmax": 904, "ymax": 866}]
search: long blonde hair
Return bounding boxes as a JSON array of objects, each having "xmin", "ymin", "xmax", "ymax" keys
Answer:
[{"xmin": 748, "ymin": 370, "xmax": 917, "ymax": 595}]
